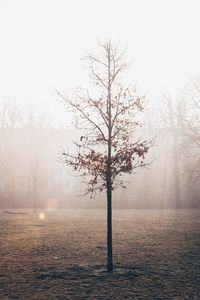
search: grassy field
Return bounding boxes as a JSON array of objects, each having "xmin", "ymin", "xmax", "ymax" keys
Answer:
[{"xmin": 0, "ymin": 209, "xmax": 200, "ymax": 299}]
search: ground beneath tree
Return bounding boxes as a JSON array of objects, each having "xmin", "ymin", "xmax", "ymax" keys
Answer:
[{"xmin": 0, "ymin": 209, "xmax": 200, "ymax": 299}]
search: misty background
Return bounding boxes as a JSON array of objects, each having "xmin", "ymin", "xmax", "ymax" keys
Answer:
[{"xmin": 0, "ymin": 0, "xmax": 199, "ymax": 209}]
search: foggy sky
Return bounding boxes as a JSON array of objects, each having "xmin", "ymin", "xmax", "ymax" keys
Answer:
[{"xmin": 0, "ymin": 0, "xmax": 200, "ymax": 126}]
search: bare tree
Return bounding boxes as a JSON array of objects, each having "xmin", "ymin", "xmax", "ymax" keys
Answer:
[
  {"xmin": 25, "ymin": 107, "xmax": 53, "ymax": 213},
  {"xmin": 184, "ymin": 78, "xmax": 200, "ymax": 146},
  {"xmin": 0, "ymin": 102, "xmax": 23, "ymax": 207},
  {"xmin": 182, "ymin": 79, "xmax": 200, "ymax": 201},
  {"xmin": 58, "ymin": 40, "xmax": 151, "ymax": 272},
  {"xmin": 159, "ymin": 92, "xmax": 192, "ymax": 208},
  {"xmin": 159, "ymin": 95, "xmax": 186, "ymax": 208}
]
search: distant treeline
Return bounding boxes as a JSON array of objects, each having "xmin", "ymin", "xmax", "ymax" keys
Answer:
[{"xmin": 0, "ymin": 82, "xmax": 199, "ymax": 209}]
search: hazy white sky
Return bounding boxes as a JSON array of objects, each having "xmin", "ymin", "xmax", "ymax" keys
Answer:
[{"xmin": 0, "ymin": 0, "xmax": 200, "ymax": 124}]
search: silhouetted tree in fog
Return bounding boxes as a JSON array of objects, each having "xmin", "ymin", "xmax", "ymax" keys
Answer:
[
  {"xmin": 183, "ymin": 79, "xmax": 200, "ymax": 202},
  {"xmin": 26, "ymin": 107, "xmax": 53, "ymax": 212},
  {"xmin": 159, "ymin": 95, "xmax": 188, "ymax": 208},
  {"xmin": 0, "ymin": 102, "xmax": 23, "ymax": 207},
  {"xmin": 58, "ymin": 40, "xmax": 152, "ymax": 272},
  {"xmin": 185, "ymin": 78, "xmax": 200, "ymax": 147}
]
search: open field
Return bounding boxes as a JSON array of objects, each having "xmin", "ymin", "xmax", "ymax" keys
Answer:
[{"xmin": 0, "ymin": 209, "xmax": 200, "ymax": 299}]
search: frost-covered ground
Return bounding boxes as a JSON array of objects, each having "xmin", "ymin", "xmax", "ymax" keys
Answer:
[{"xmin": 0, "ymin": 209, "xmax": 200, "ymax": 299}]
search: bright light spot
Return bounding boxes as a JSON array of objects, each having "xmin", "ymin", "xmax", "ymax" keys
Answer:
[{"xmin": 38, "ymin": 212, "xmax": 45, "ymax": 220}]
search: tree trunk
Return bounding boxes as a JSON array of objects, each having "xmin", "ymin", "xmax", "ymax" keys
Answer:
[
  {"xmin": 106, "ymin": 119, "xmax": 113, "ymax": 272},
  {"xmin": 107, "ymin": 173, "xmax": 113, "ymax": 272},
  {"xmin": 167, "ymin": 98, "xmax": 181, "ymax": 209},
  {"xmin": 106, "ymin": 42, "xmax": 113, "ymax": 273},
  {"xmin": 33, "ymin": 173, "xmax": 37, "ymax": 213},
  {"xmin": 173, "ymin": 130, "xmax": 181, "ymax": 208}
]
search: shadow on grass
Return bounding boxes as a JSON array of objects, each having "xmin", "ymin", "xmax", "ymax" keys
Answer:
[{"xmin": 35, "ymin": 264, "xmax": 145, "ymax": 281}]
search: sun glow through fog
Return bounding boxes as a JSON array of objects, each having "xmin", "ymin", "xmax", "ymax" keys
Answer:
[{"xmin": 47, "ymin": 199, "xmax": 58, "ymax": 210}]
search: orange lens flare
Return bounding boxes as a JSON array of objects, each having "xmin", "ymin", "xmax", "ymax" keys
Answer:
[{"xmin": 47, "ymin": 198, "xmax": 58, "ymax": 209}]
